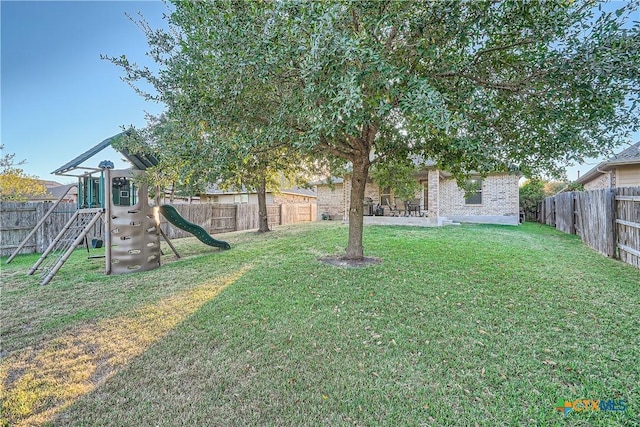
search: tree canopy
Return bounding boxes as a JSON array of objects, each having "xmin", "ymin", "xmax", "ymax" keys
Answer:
[
  {"xmin": 110, "ymin": 0, "xmax": 639, "ymax": 259},
  {"xmin": 0, "ymin": 145, "xmax": 46, "ymax": 202}
]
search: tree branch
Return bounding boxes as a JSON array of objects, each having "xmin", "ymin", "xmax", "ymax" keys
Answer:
[
  {"xmin": 318, "ymin": 140, "xmax": 354, "ymax": 161},
  {"xmin": 471, "ymin": 39, "xmax": 536, "ymax": 66},
  {"xmin": 434, "ymin": 70, "xmax": 548, "ymax": 92},
  {"xmin": 352, "ymin": 8, "xmax": 359, "ymax": 33},
  {"xmin": 385, "ymin": 26, "xmax": 398, "ymax": 50}
]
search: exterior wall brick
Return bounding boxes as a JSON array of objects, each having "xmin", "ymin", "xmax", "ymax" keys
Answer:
[
  {"xmin": 342, "ymin": 177, "xmax": 383, "ymax": 218},
  {"xmin": 316, "ymin": 183, "xmax": 345, "ymax": 220},
  {"xmin": 439, "ymin": 174, "xmax": 519, "ymax": 218},
  {"xmin": 427, "ymin": 170, "xmax": 440, "ymax": 218},
  {"xmin": 343, "ymin": 178, "xmax": 351, "ymax": 221},
  {"xmin": 317, "ymin": 171, "xmax": 519, "ymax": 224},
  {"xmin": 583, "ymin": 172, "xmax": 612, "ymax": 190}
]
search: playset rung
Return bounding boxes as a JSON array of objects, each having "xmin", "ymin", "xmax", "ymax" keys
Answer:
[{"xmin": 29, "ymin": 210, "xmax": 105, "ymax": 285}]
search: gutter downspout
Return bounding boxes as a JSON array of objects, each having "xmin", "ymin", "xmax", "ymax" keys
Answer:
[{"xmin": 595, "ymin": 166, "xmax": 612, "ymax": 188}]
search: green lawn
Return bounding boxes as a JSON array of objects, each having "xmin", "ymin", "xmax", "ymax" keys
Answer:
[{"xmin": 1, "ymin": 222, "xmax": 638, "ymax": 426}]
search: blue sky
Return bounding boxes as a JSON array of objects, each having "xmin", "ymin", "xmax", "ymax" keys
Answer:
[
  {"xmin": 1, "ymin": 1, "xmax": 637, "ymax": 185},
  {"xmin": 2, "ymin": 1, "xmax": 169, "ymax": 184}
]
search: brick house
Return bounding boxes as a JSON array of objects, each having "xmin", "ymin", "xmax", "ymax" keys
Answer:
[
  {"xmin": 316, "ymin": 168, "xmax": 520, "ymax": 225},
  {"xmin": 575, "ymin": 142, "xmax": 640, "ymax": 190},
  {"xmin": 160, "ymin": 183, "xmax": 316, "ymax": 205},
  {"xmin": 198, "ymin": 185, "xmax": 316, "ymax": 205}
]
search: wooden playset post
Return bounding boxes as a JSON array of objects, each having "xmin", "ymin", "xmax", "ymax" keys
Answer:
[{"xmin": 103, "ymin": 166, "xmax": 112, "ymax": 275}]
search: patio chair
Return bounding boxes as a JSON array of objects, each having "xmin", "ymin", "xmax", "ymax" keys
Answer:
[
  {"xmin": 405, "ymin": 198, "xmax": 421, "ymax": 216},
  {"xmin": 395, "ymin": 197, "xmax": 407, "ymax": 217},
  {"xmin": 382, "ymin": 196, "xmax": 399, "ymax": 216}
]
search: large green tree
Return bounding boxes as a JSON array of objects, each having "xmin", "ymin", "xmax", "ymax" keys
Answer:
[
  {"xmin": 112, "ymin": 1, "xmax": 639, "ymax": 259},
  {"xmin": 107, "ymin": 9, "xmax": 311, "ymax": 233}
]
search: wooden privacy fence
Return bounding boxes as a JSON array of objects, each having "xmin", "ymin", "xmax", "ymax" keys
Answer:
[
  {"xmin": 1, "ymin": 202, "xmax": 317, "ymax": 256},
  {"xmin": 157, "ymin": 203, "xmax": 317, "ymax": 239},
  {"xmin": 0, "ymin": 202, "xmax": 103, "ymax": 256},
  {"xmin": 539, "ymin": 187, "xmax": 640, "ymax": 269}
]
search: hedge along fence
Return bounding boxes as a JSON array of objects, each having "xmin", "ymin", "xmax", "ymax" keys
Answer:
[
  {"xmin": 539, "ymin": 187, "xmax": 640, "ymax": 269},
  {"xmin": 1, "ymin": 202, "xmax": 317, "ymax": 256}
]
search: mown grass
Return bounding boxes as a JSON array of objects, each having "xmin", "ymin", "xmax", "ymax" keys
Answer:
[{"xmin": 1, "ymin": 222, "xmax": 638, "ymax": 426}]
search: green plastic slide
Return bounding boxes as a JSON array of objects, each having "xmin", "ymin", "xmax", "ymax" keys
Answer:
[{"xmin": 159, "ymin": 205, "xmax": 231, "ymax": 250}]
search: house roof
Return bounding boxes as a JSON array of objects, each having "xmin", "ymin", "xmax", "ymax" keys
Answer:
[
  {"xmin": 29, "ymin": 183, "xmax": 77, "ymax": 201},
  {"xmin": 279, "ymin": 187, "xmax": 316, "ymax": 197},
  {"xmin": 313, "ymin": 177, "xmax": 344, "ymax": 186},
  {"xmin": 51, "ymin": 131, "xmax": 159, "ymax": 175},
  {"xmin": 202, "ymin": 184, "xmax": 316, "ymax": 198},
  {"xmin": 575, "ymin": 142, "xmax": 640, "ymax": 184},
  {"xmin": 36, "ymin": 180, "xmax": 64, "ymax": 188}
]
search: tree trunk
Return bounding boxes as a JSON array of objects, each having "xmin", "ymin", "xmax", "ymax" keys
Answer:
[
  {"xmin": 257, "ymin": 176, "xmax": 270, "ymax": 233},
  {"xmin": 345, "ymin": 153, "xmax": 370, "ymax": 259}
]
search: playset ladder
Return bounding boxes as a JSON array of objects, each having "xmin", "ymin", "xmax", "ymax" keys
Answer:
[
  {"xmin": 6, "ymin": 184, "xmax": 78, "ymax": 264},
  {"xmin": 28, "ymin": 208, "xmax": 104, "ymax": 286}
]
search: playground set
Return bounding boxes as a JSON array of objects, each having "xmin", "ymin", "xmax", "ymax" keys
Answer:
[{"xmin": 6, "ymin": 132, "xmax": 230, "ymax": 285}]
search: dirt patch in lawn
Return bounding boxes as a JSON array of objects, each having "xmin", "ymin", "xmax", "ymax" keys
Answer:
[{"xmin": 318, "ymin": 256, "xmax": 381, "ymax": 267}]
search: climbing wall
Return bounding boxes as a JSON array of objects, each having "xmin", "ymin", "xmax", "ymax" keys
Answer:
[{"xmin": 109, "ymin": 170, "xmax": 161, "ymax": 274}]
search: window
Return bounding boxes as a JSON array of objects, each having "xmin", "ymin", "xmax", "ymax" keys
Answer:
[
  {"xmin": 464, "ymin": 179, "xmax": 482, "ymax": 205},
  {"xmin": 233, "ymin": 194, "xmax": 249, "ymax": 204},
  {"xmin": 112, "ymin": 177, "xmax": 135, "ymax": 206}
]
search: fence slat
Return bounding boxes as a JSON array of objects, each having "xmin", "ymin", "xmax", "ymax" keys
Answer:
[
  {"xmin": 1, "ymin": 202, "xmax": 80, "ymax": 256},
  {"xmin": 615, "ymin": 187, "xmax": 640, "ymax": 268},
  {"xmin": 616, "ymin": 219, "xmax": 640, "ymax": 230},
  {"xmin": 539, "ymin": 187, "xmax": 640, "ymax": 269},
  {"xmin": 3, "ymin": 201, "xmax": 317, "ymax": 256},
  {"xmin": 618, "ymin": 243, "xmax": 640, "ymax": 258},
  {"xmin": 615, "ymin": 195, "xmax": 640, "ymax": 202}
]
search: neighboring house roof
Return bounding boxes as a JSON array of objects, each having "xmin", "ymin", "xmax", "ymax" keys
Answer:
[
  {"xmin": 37, "ymin": 180, "xmax": 64, "ymax": 188},
  {"xmin": 202, "ymin": 184, "xmax": 317, "ymax": 198},
  {"xmin": 49, "ymin": 184, "xmax": 78, "ymax": 199},
  {"xmin": 576, "ymin": 142, "xmax": 640, "ymax": 184},
  {"xmin": 313, "ymin": 177, "xmax": 344, "ymax": 186},
  {"xmin": 29, "ymin": 183, "xmax": 77, "ymax": 201},
  {"xmin": 280, "ymin": 187, "xmax": 317, "ymax": 198},
  {"xmin": 51, "ymin": 131, "xmax": 159, "ymax": 175}
]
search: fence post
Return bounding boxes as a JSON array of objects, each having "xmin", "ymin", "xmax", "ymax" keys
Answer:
[
  {"xmin": 538, "ymin": 202, "xmax": 543, "ymax": 224},
  {"xmin": 36, "ymin": 202, "xmax": 45, "ymax": 253},
  {"xmin": 571, "ymin": 191, "xmax": 579, "ymax": 234},
  {"xmin": 609, "ymin": 188, "xmax": 618, "ymax": 259}
]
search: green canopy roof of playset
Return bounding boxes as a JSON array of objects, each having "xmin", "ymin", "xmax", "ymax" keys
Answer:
[{"xmin": 52, "ymin": 131, "xmax": 159, "ymax": 176}]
